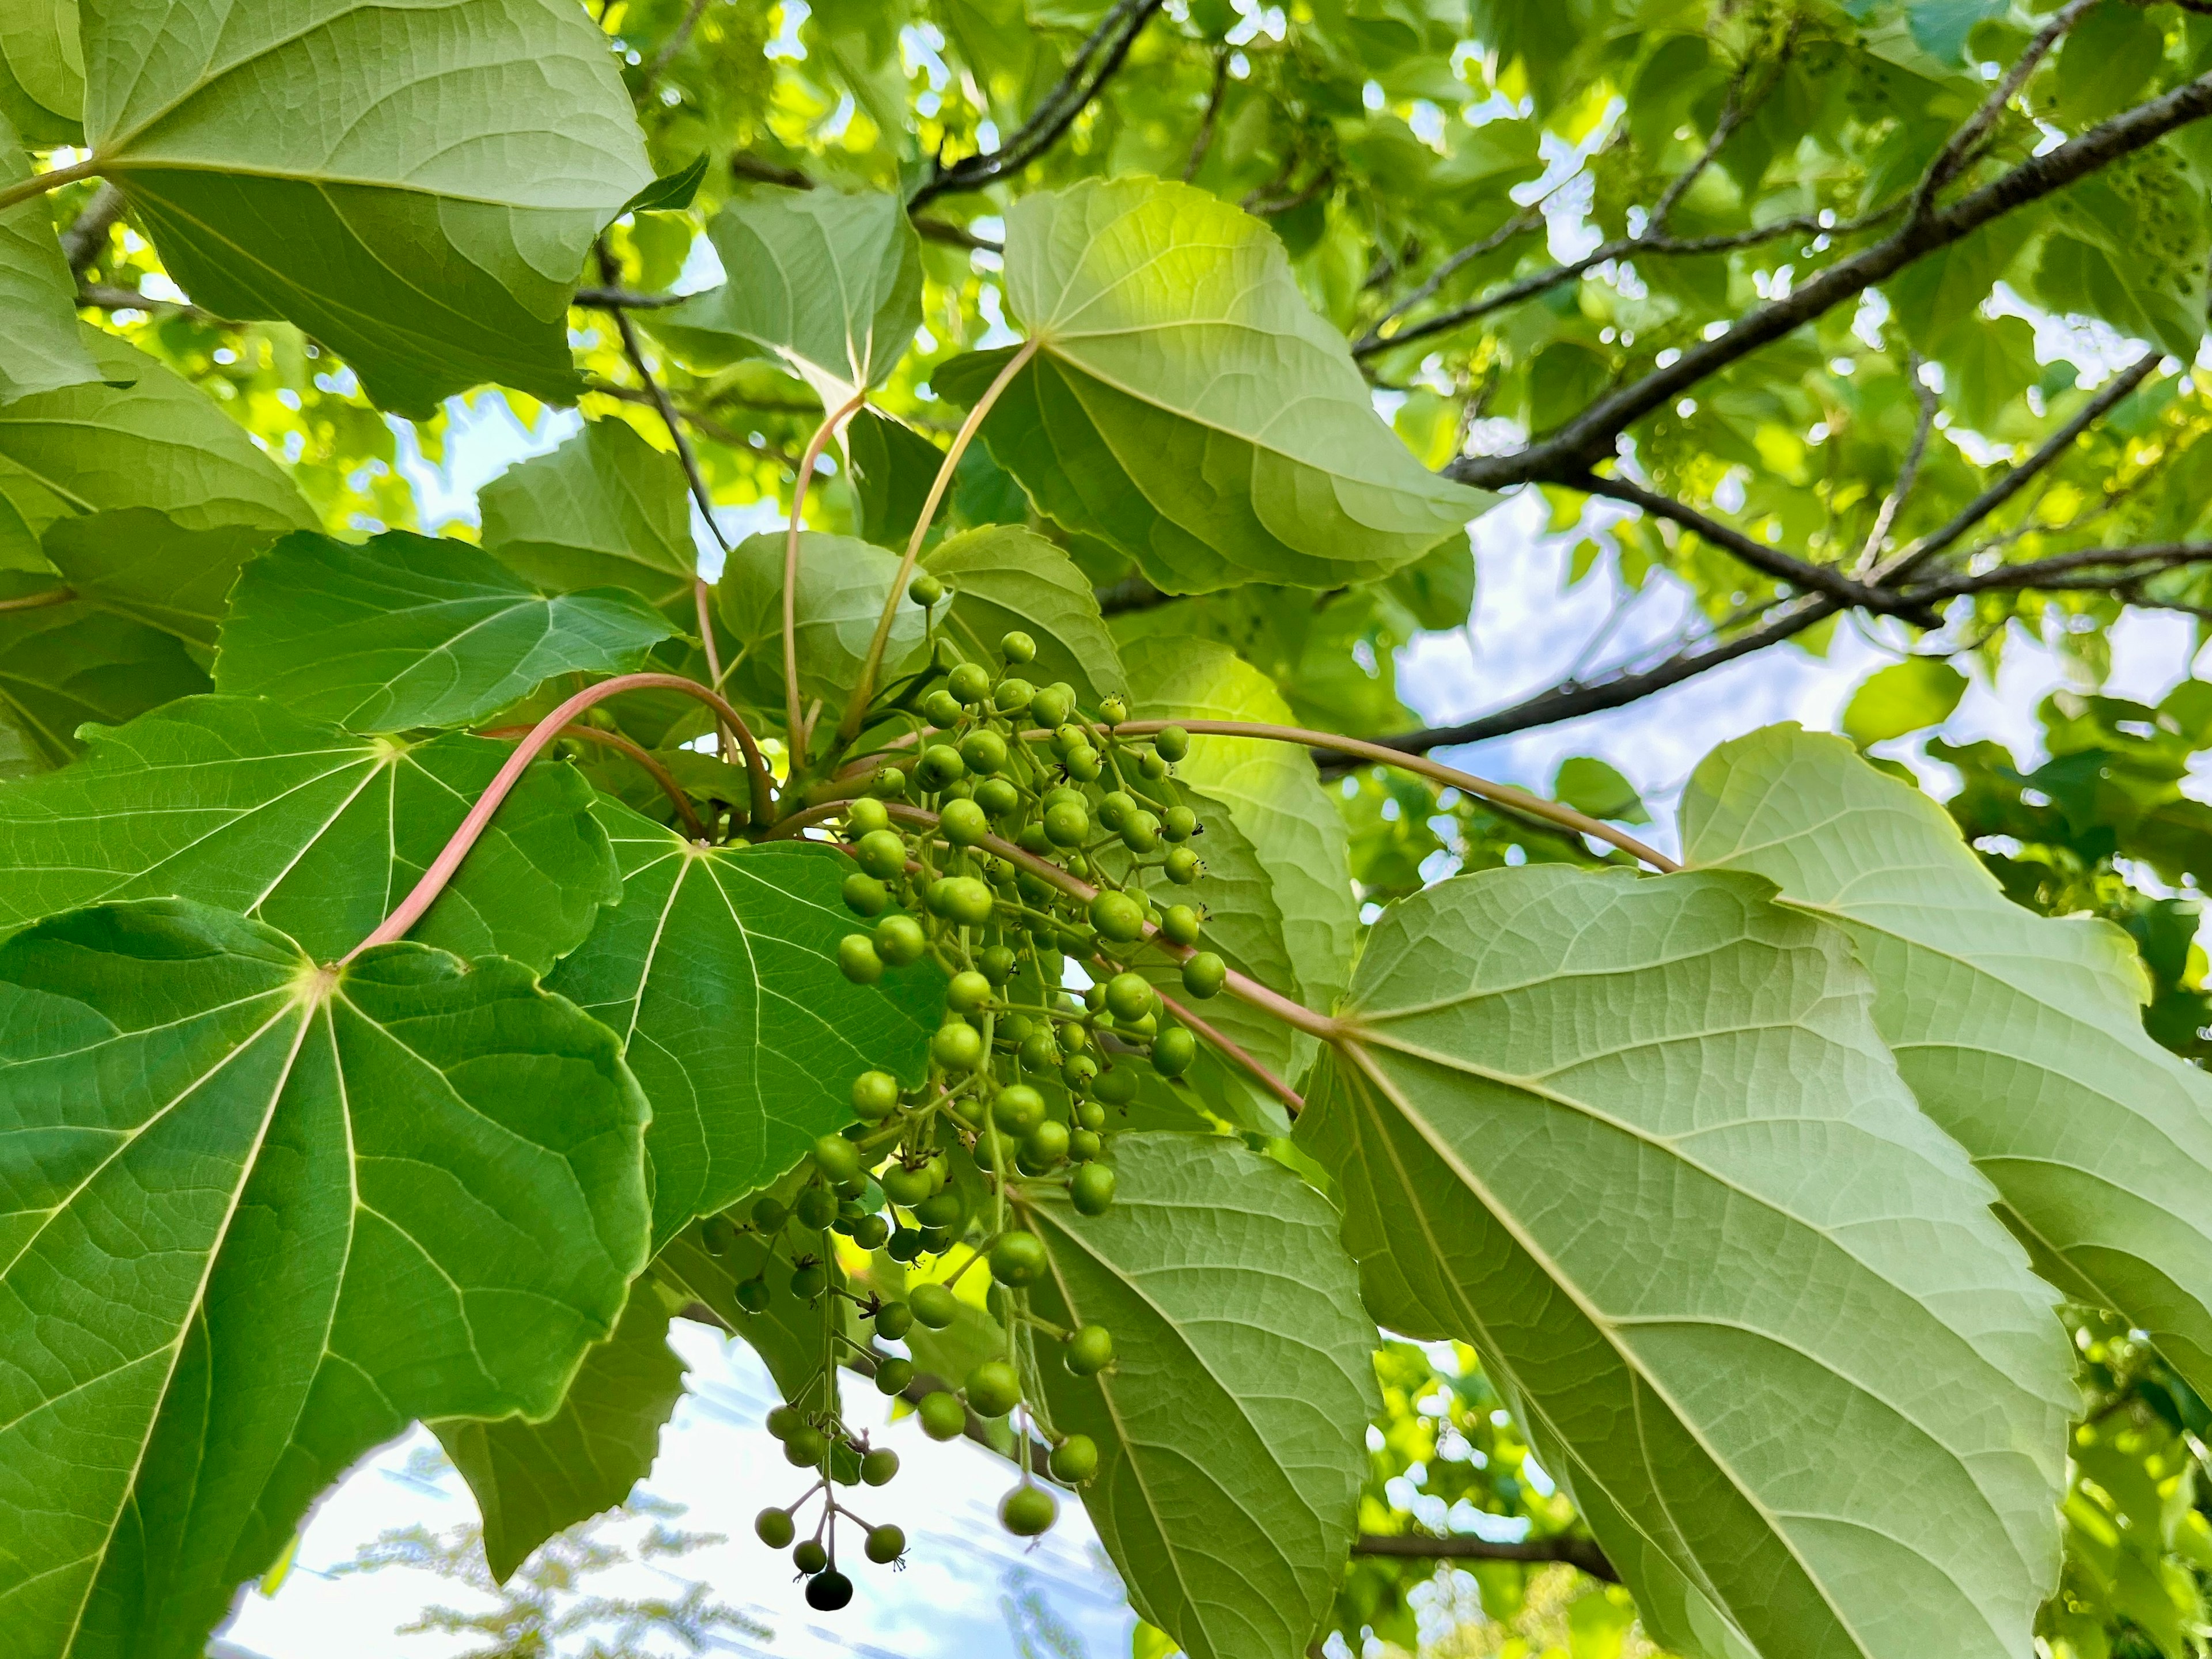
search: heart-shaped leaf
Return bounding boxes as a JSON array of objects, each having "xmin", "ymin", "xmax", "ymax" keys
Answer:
[
  {"xmin": 80, "ymin": 0, "xmax": 654, "ymax": 414},
  {"xmin": 716, "ymin": 529, "xmax": 925, "ymax": 718},
  {"xmin": 0, "ymin": 695, "xmax": 618, "ymax": 970},
  {"xmin": 647, "ymin": 187, "xmax": 922, "ymax": 406},
  {"xmin": 949, "ymin": 177, "xmax": 1487, "ymax": 593},
  {"xmin": 0, "ymin": 898, "xmax": 649, "ymax": 1653},
  {"xmin": 1301, "ymin": 865, "xmax": 2073, "ymax": 1659},
  {"xmin": 214, "ymin": 529, "xmax": 678, "ymax": 733},
  {"xmin": 546, "ymin": 799, "xmax": 941, "ymax": 1250},
  {"xmin": 1025, "ymin": 1131, "xmax": 1380, "ymax": 1659},
  {"xmin": 1683, "ymin": 724, "xmax": 2212, "ymax": 1400},
  {"xmin": 0, "ymin": 3, "xmax": 84, "ymax": 143},
  {"xmin": 479, "ymin": 419, "xmax": 700, "ymax": 619}
]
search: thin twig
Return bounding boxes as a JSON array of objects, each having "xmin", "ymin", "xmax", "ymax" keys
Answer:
[
  {"xmin": 1183, "ymin": 48, "xmax": 1232, "ymax": 181},
  {"xmin": 0, "ymin": 586, "xmax": 75, "ymax": 613},
  {"xmin": 1353, "ymin": 206, "xmax": 1546, "ymax": 354},
  {"xmin": 1911, "ymin": 0, "xmax": 2098, "ymax": 219},
  {"xmin": 638, "ymin": 0, "xmax": 710, "ymax": 95},
  {"xmin": 574, "ymin": 286, "xmax": 691, "ymax": 310},
  {"xmin": 582, "ymin": 380, "xmax": 805, "ymax": 472},
  {"xmin": 1354, "ymin": 1532, "xmax": 1617, "ymax": 1582},
  {"xmin": 60, "ymin": 184, "xmax": 126, "ymax": 275},
  {"xmin": 74, "ymin": 282, "xmax": 217, "ymax": 324}
]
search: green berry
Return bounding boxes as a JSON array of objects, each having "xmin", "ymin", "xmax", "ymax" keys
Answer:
[
  {"xmin": 975, "ymin": 777, "xmax": 1022, "ymax": 819},
  {"xmin": 752, "ymin": 1195, "xmax": 790, "ymax": 1232},
  {"xmin": 923, "ymin": 688, "xmax": 964, "ymax": 727},
  {"xmin": 881, "ymin": 1162, "xmax": 933, "ymax": 1207},
  {"xmin": 946, "ymin": 968, "xmax": 993, "ymax": 1012},
  {"xmin": 1020, "ymin": 1032, "xmax": 1060, "ymax": 1071},
  {"xmin": 1119, "ymin": 812, "xmax": 1160, "ymax": 853},
  {"xmin": 842, "ymin": 872, "xmax": 891, "ymax": 916},
  {"xmin": 1023, "ymin": 1119, "xmax": 1070, "ymax": 1166},
  {"xmin": 875, "ymin": 912, "xmax": 927, "ymax": 965},
  {"xmin": 965, "ymin": 1359, "xmax": 1022, "ymax": 1416},
  {"xmin": 989, "ymin": 1229, "xmax": 1048, "ymax": 1287},
  {"xmin": 1164, "ymin": 845, "xmax": 1203, "ymax": 884},
  {"xmin": 914, "ymin": 1189, "xmax": 964, "ymax": 1228},
  {"xmin": 875, "ymin": 1300, "xmax": 915, "ymax": 1339},
  {"xmin": 806, "ymin": 1568, "xmax": 853, "ymax": 1609},
  {"xmin": 793, "ymin": 1536, "xmax": 829, "ymax": 1573},
  {"xmin": 940, "ymin": 797, "xmax": 990, "ymax": 846},
  {"xmin": 1162, "ymin": 805, "xmax": 1197, "ymax": 841},
  {"xmin": 926, "ymin": 875, "xmax": 996, "ymax": 927},
  {"xmin": 1049, "ymin": 1434, "xmax": 1099, "ymax": 1483},
  {"xmin": 1093, "ymin": 1063, "xmax": 1138, "ymax": 1105},
  {"xmin": 1075, "ymin": 1098, "xmax": 1107, "ymax": 1132},
  {"xmin": 874, "ymin": 1355, "xmax": 915, "ymax": 1395},
  {"xmin": 918, "ymin": 1389, "xmax": 967, "ymax": 1440},
  {"xmin": 908, "ymin": 571, "xmax": 945, "ymax": 607},
  {"xmin": 850, "ymin": 1069, "xmax": 902, "ymax": 1120},
  {"xmin": 1029, "ymin": 685, "xmax": 1071, "ymax": 727},
  {"xmin": 702, "ymin": 1214, "xmax": 738, "ymax": 1256},
  {"xmin": 1104, "ymin": 971, "xmax": 1156, "ymax": 1022},
  {"xmin": 846, "ymin": 796, "xmax": 891, "ymax": 836},
  {"xmin": 911, "ymin": 1282, "xmax": 960, "ymax": 1328},
  {"xmin": 993, "ymin": 1084, "xmax": 1046, "ymax": 1135},
  {"xmin": 1160, "ymin": 904, "xmax": 1202, "ymax": 947},
  {"xmin": 794, "ymin": 1185, "xmax": 838, "ymax": 1229},
  {"xmin": 981, "ymin": 944, "xmax": 1017, "ymax": 983},
  {"xmin": 1001, "ymin": 1484, "xmax": 1058, "ymax": 1537},
  {"xmin": 1139, "ymin": 749, "xmax": 1170, "ymax": 779},
  {"xmin": 932, "ymin": 1020, "xmax": 985, "ymax": 1071},
  {"xmin": 1069, "ymin": 1128, "xmax": 1102, "ymax": 1161},
  {"xmin": 1066, "ymin": 1323, "xmax": 1115, "ymax": 1375},
  {"xmin": 1154, "ymin": 725, "xmax": 1190, "ymax": 762},
  {"xmin": 852, "ymin": 1213, "xmax": 891, "ymax": 1249},
  {"xmin": 1153, "ymin": 1026, "xmax": 1197, "ymax": 1077},
  {"xmin": 1089, "ymin": 891, "xmax": 1145, "ymax": 942},
  {"xmin": 855, "ymin": 829, "xmax": 908, "ymax": 880},
  {"xmin": 734, "ymin": 1275, "xmax": 772, "ymax": 1313},
  {"xmin": 918, "ymin": 743, "xmax": 967, "ymax": 787},
  {"xmin": 869, "ymin": 764, "xmax": 909, "ymax": 798},
  {"xmin": 785, "ymin": 1423, "xmax": 828, "ymax": 1466},
  {"xmin": 1065, "ymin": 745, "xmax": 1101, "ymax": 781},
  {"xmin": 1181, "ymin": 951, "xmax": 1228, "ymax": 999},
  {"xmin": 861, "ymin": 1447, "xmax": 900, "ymax": 1485},
  {"xmin": 1097, "ymin": 791, "xmax": 1134, "ymax": 831},
  {"xmin": 838, "ymin": 934, "xmax": 884, "ymax": 984},
  {"xmin": 995, "ymin": 677, "xmax": 1035, "ymax": 713},
  {"xmin": 1072, "ymin": 1162, "xmax": 1117, "ymax": 1216},
  {"xmin": 756, "ymin": 1508, "xmax": 795, "ymax": 1547},
  {"xmin": 766, "ymin": 1404, "xmax": 804, "ymax": 1440},
  {"xmin": 1043, "ymin": 799, "xmax": 1089, "ymax": 846},
  {"xmin": 812, "ymin": 1132, "xmax": 862, "ymax": 1184},
  {"xmin": 1001, "ymin": 630, "xmax": 1037, "ymax": 662},
  {"xmin": 865, "ymin": 1523, "xmax": 907, "ymax": 1564},
  {"xmin": 887, "ymin": 1225, "xmax": 926, "ymax": 1260},
  {"xmin": 960, "ymin": 729, "xmax": 1009, "ymax": 774},
  {"xmin": 1062, "ymin": 1052, "xmax": 1099, "ymax": 1089},
  {"xmin": 948, "ymin": 661, "xmax": 993, "ymax": 704},
  {"xmin": 789, "ymin": 1260, "xmax": 829, "ymax": 1299}
]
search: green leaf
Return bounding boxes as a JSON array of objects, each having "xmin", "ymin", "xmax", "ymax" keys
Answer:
[
  {"xmin": 651, "ymin": 1220, "xmax": 849, "ymax": 1407},
  {"xmin": 0, "ymin": 897, "xmax": 649, "ymax": 1655},
  {"xmin": 2033, "ymin": 147, "xmax": 2210, "ymax": 360},
  {"xmin": 479, "ymin": 420, "xmax": 699, "ymax": 619},
  {"xmin": 1552, "ymin": 756, "xmax": 1649, "ymax": 824},
  {"xmin": 0, "ymin": 600, "xmax": 207, "ymax": 778},
  {"xmin": 715, "ymin": 528, "xmax": 925, "ymax": 717},
  {"xmin": 1841, "ymin": 657, "xmax": 1968, "ymax": 745},
  {"xmin": 1125, "ymin": 637, "xmax": 1357, "ymax": 1021},
  {"xmin": 213, "ymin": 529, "xmax": 677, "ymax": 733},
  {"xmin": 547, "ymin": 799, "xmax": 941, "ymax": 1250},
  {"xmin": 0, "ymin": 118, "xmax": 102, "ymax": 402},
  {"xmin": 2054, "ymin": 1, "xmax": 2162, "ymax": 127},
  {"xmin": 923, "ymin": 524, "xmax": 1128, "ymax": 704},
  {"xmin": 623, "ymin": 153, "xmax": 708, "ymax": 215},
  {"xmin": 0, "ymin": 695, "xmax": 619, "ymax": 970},
  {"xmin": 80, "ymin": 0, "xmax": 653, "ymax": 416},
  {"xmin": 41, "ymin": 508, "xmax": 276, "ymax": 652},
  {"xmin": 647, "ymin": 187, "xmax": 922, "ymax": 404},
  {"xmin": 0, "ymin": 328, "xmax": 315, "ymax": 533},
  {"xmin": 0, "ymin": 2, "xmax": 83, "ymax": 142},
  {"xmin": 1681, "ymin": 725, "xmax": 2212, "ymax": 1402},
  {"xmin": 842, "ymin": 407, "xmax": 944, "ymax": 550},
  {"xmin": 1938, "ymin": 313, "xmax": 2039, "ymax": 433},
  {"xmin": 961, "ymin": 177, "xmax": 1488, "ymax": 593},
  {"xmin": 1382, "ymin": 532, "xmax": 1476, "ymax": 632},
  {"xmin": 1300, "ymin": 864, "xmax": 2073, "ymax": 1659},
  {"xmin": 434, "ymin": 1281, "xmax": 688, "ymax": 1585},
  {"xmin": 1025, "ymin": 1131, "xmax": 1380, "ymax": 1659}
]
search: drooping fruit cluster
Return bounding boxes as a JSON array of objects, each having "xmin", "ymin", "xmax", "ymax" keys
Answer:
[{"xmin": 694, "ymin": 605, "xmax": 1244, "ymax": 1608}]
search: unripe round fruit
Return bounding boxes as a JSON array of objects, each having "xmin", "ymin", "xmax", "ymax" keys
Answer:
[
  {"xmin": 910, "ymin": 1282, "xmax": 960, "ymax": 1328},
  {"xmin": 923, "ymin": 688, "xmax": 964, "ymax": 728},
  {"xmin": 850, "ymin": 1070, "xmax": 901, "ymax": 1120},
  {"xmin": 932, "ymin": 1021, "xmax": 985, "ymax": 1071},
  {"xmin": 1075, "ymin": 1098, "xmax": 1107, "ymax": 1132},
  {"xmin": 918, "ymin": 1390, "xmax": 967, "ymax": 1440},
  {"xmin": 1054, "ymin": 724, "xmax": 1088, "ymax": 757},
  {"xmin": 785, "ymin": 1423, "xmax": 827, "ymax": 1464},
  {"xmin": 765, "ymin": 1404, "xmax": 804, "ymax": 1440},
  {"xmin": 881, "ymin": 1162, "xmax": 932, "ymax": 1208},
  {"xmin": 995, "ymin": 676, "xmax": 1035, "ymax": 713},
  {"xmin": 855, "ymin": 830, "xmax": 908, "ymax": 880},
  {"xmin": 1164, "ymin": 846, "xmax": 1203, "ymax": 885},
  {"xmin": 866, "ymin": 1523, "xmax": 907, "ymax": 1564},
  {"xmin": 989, "ymin": 1230, "xmax": 1048, "ymax": 1287},
  {"xmin": 852, "ymin": 1213, "xmax": 890, "ymax": 1249},
  {"xmin": 1181, "ymin": 951, "xmax": 1228, "ymax": 999},
  {"xmin": 812, "ymin": 1132, "xmax": 861, "ymax": 1184},
  {"xmin": 1160, "ymin": 904, "xmax": 1201, "ymax": 947},
  {"xmin": 1020, "ymin": 1032, "xmax": 1059, "ymax": 1072},
  {"xmin": 992, "ymin": 1084, "xmax": 1046, "ymax": 1135},
  {"xmin": 838, "ymin": 935, "xmax": 883, "ymax": 984},
  {"xmin": 1062, "ymin": 1052, "xmax": 1099, "ymax": 1089},
  {"xmin": 1050, "ymin": 1434, "xmax": 1099, "ymax": 1483},
  {"xmin": 702, "ymin": 1214, "xmax": 737, "ymax": 1256},
  {"xmin": 875, "ymin": 1300, "xmax": 914, "ymax": 1340},
  {"xmin": 927, "ymin": 876, "xmax": 996, "ymax": 927},
  {"xmin": 874, "ymin": 1356, "xmax": 915, "ymax": 1395},
  {"xmin": 755, "ymin": 1508, "xmax": 795, "ymax": 1548},
  {"xmin": 1104, "ymin": 971, "xmax": 1156, "ymax": 1022},
  {"xmin": 1097, "ymin": 791, "xmax": 1134, "ymax": 831},
  {"xmin": 960, "ymin": 729, "xmax": 1009, "ymax": 774},
  {"xmin": 842, "ymin": 872, "xmax": 890, "ymax": 916},
  {"xmin": 752, "ymin": 1195, "xmax": 790, "ymax": 1232},
  {"xmin": 948, "ymin": 661, "xmax": 993, "ymax": 704},
  {"xmin": 1093, "ymin": 1063, "xmax": 1138, "ymax": 1105},
  {"xmin": 1153, "ymin": 1026, "xmax": 1197, "ymax": 1077},
  {"xmin": 913, "ymin": 1190, "xmax": 964, "ymax": 1229},
  {"xmin": 918, "ymin": 743, "xmax": 967, "ymax": 788},
  {"xmin": 1023, "ymin": 1119, "xmax": 1070, "ymax": 1166},
  {"xmin": 1029, "ymin": 685, "xmax": 1071, "ymax": 727},
  {"xmin": 1154, "ymin": 725, "xmax": 1190, "ymax": 762},
  {"xmin": 869, "ymin": 764, "xmax": 909, "ymax": 798},
  {"xmin": 847, "ymin": 796, "xmax": 891, "ymax": 836},
  {"xmin": 1162, "ymin": 805, "xmax": 1197, "ymax": 842},
  {"xmin": 1001, "ymin": 1484, "xmax": 1058, "ymax": 1537},
  {"xmin": 734, "ymin": 1275, "xmax": 772, "ymax": 1313},
  {"xmin": 1139, "ymin": 749, "xmax": 1170, "ymax": 780},
  {"xmin": 1120, "ymin": 813, "xmax": 1160, "ymax": 853},
  {"xmin": 1066, "ymin": 1324, "xmax": 1115, "ymax": 1375},
  {"xmin": 1089, "ymin": 890, "xmax": 1145, "ymax": 942},
  {"xmin": 981, "ymin": 944, "xmax": 1017, "ymax": 984},
  {"xmin": 945, "ymin": 969, "xmax": 992, "ymax": 1012},
  {"xmin": 806, "ymin": 1569, "xmax": 853, "ymax": 1610},
  {"xmin": 1065, "ymin": 745, "xmax": 1101, "ymax": 781},
  {"xmin": 1069, "ymin": 1128, "xmax": 1102, "ymax": 1162},
  {"xmin": 965, "ymin": 1359, "xmax": 1022, "ymax": 1416},
  {"xmin": 1071, "ymin": 1162, "xmax": 1117, "ymax": 1216},
  {"xmin": 940, "ymin": 797, "xmax": 990, "ymax": 846},
  {"xmin": 1043, "ymin": 799, "xmax": 1089, "ymax": 846},
  {"xmin": 908, "ymin": 571, "xmax": 945, "ymax": 607},
  {"xmin": 1001, "ymin": 629, "xmax": 1037, "ymax": 662},
  {"xmin": 875, "ymin": 913, "xmax": 927, "ymax": 965},
  {"xmin": 861, "ymin": 1447, "xmax": 900, "ymax": 1486},
  {"xmin": 887, "ymin": 1225, "xmax": 925, "ymax": 1261},
  {"xmin": 789, "ymin": 1261, "xmax": 829, "ymax": 1300},
  {"xmin": 794, "ymin": 1187, "xmax": 839, "ymax": 1229},
  {"xmin": 793, "ymin": 1536, "xmax": 828, "ymax": 1573},
  {"xmin": 975, "ymin": 777, "xmax": 1021, "ymax": 819}
]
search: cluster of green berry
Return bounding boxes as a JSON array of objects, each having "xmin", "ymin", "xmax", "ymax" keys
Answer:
[{"xmin": 697, "ymin": 616, "xmax": 1245, "ymax": 1609}]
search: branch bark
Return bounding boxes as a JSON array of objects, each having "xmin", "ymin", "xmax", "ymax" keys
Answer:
[
  {"xmin": 60, "ymin": 183, "xmax": 127, "ymax": 275},
  {"xmin": 1354, "ymin": 1532, "xmax": 1618, "ymax": 1583}
]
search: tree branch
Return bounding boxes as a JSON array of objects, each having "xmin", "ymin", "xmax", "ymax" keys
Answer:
[
  {"xmin": 1446, "ymin": 68, "xmax": 2212, "ymax": 488},
  {"xmin": 60, "ymin": 183, "xmax": 127, "ymax": 275},
  {"xmin": 1354, "ymin": 1532, "xmax": 1618, "ymax": 1584},
  {"xmin": 1851, "ymin": 354, "xmax": 1938, "ymax": 574},
  {"xmin": 909, "ymin": 0, "xmax": 1167, "ymax": 209},
  {"xmin": 574, "ymin": 286, "xmax": 690, "ymax": 310},
  {"xmin": 582, "ymin": 379, "xmax": 804, "ymax": 471},
  {"xmin": 1183, "ymin": 48, "xmax": 1232, "ymax": 182}
]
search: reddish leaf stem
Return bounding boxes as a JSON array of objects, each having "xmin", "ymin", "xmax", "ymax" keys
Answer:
[
  {"xmin": 785, "ymin": 391, "xmax": 870, "ymax": 769},
  {"xmin": 478, "ymin": 721, "xmax": 707, "ymax": 839},
  {"xmin": 345, "ymin": 673, "xmax": 769, "ymax": 963}
]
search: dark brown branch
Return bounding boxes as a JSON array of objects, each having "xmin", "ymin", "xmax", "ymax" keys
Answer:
[
  {"xmin": 60, "ymin": 183, "xmax": 126, "ymax": 276},
  {"xmin": 908, "ymin": 0, "xmax": 1167, "ymax": 209},
  {"xmin": 1913, "ymin": 0, "xmax": 2096, "ymax": 218},
  {"xmin": 1446, "ymin": 69, "xmax": 2212, "ymax": 487},
  {"xmin": 1915, "ymin": 543, "xmax": 2212, "ymax": 600},
  {"xmin": 1355, "ymin": 1532, "xmax": 1618, "ymax": 1583},
  {"xmin": 575, "ymin": 286, "xmax": 690, "ymax": 310},
  {"xmin": 1184, "ymin": 48, "xmax": 1232, "ymax": 182},
  {"xmin": 75, "ymin": 282, "xmax": 217, "ymax": 324},
  {"xmin": 593, "ymin": 242, "xmax": 729, "ymax": 554}
]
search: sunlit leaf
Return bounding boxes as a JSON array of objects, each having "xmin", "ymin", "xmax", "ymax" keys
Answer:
[
  {"xmin": 716, "ymin": 528, "xmax": 925, "ymax": 718},
  {"xmin": 923, "ymin": 523, "xmax": 1127, "ymax": 704},
  {"xmin": 0, "ymin": 2, "xmax": 83, "ymax": 142},
  {"xmin": 479, "ymin": 419, "xmax": 699, "ymax": 618},
  {"xmin": 0, "ymin": 118, "xmax": 100, "ymax": 401}
]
